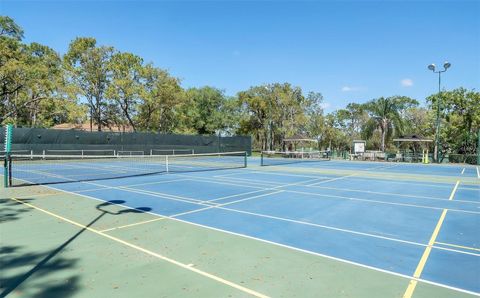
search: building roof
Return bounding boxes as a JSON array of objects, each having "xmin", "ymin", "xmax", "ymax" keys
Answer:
[
  {"xmin": 52, "ymin": 122, "xmax": 134, "ymax": 132},
  {"xmin": 283, "ymin": 134, "xmax": 318, "ymax": 143},
  {"xmin": 393, "ymin": 134, "xmax": 433, "ymax": 142}
]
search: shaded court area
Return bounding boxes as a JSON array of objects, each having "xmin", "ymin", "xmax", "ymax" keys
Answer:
[{"xmin": 1, "ymin": 159, "xmax": 479, "ymax": 297}]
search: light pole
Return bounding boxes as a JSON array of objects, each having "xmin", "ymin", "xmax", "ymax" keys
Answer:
[{"xmin": 427, "ymin": 61, "xmax": 451, "ymax": 163}]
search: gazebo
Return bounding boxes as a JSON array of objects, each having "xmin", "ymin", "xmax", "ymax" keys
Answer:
[
  {"xmin": 393, "ymin": 134, "xmax": 433, "ymax": 163},
  {"xmin": 282, "ymin": 134, "xmax": 318, "ymax": 152}
]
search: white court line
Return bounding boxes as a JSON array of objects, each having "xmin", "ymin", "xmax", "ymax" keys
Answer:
[
  {"xmin": 200, "ymin": 188, "xmax": 273, "ymax": 204},
  {"xmin": 215, "ymin": 170, "xmax": 329, "ymax": 180},
  {"xmin": 100, "ymin": 217, "xmax": 166, "ymax": 232},
  {"xmin": 173, "ymin": 175, "xmax": 267, "ymax": 190},
  {"xmin": 170, "ymin": 191, "xmax": 284, "ymax": 218},
  {"xmin": 303, "ymin": 184, "xmax": 479, "ymax": 205},
  {"xmin": 211, "ymin": 175, "xmax": 282, "ymax": 186},
  {"xmin": 449, "ymin": 181, "xmax": 460, "ymax": 201},
  {"xmin": 285, "ymin": 189, "xmax": 479, "ymax": 215},
  {"xmin": 307, "ymin": 174, "xmax": 357, "ymax": 186},
  {"xmin": 132, "ymin": 174, "xmax": 480, "ymax": 214},
  {"xmin": 194, "ymin": 176, "xmax": 327, "ymax": 204},
  {"xmin": 461, "ymin": 168, "xmax": 465, "ymax": 175},
  {"xmin": 71, "ymin": 178, "xmax": 480, "ymax": 258},
  {"xmin": 75, "ymin": 176, "xmax": 264, "ymax": 207},
  {"xmin": 119, "ymin": 186, "xmax": 212, "ymax": 205},
  {"xmin": 364, "ymin": 164, "xmax": 399, "ymax": 171},
  {"xmin": 74, "ymin": 177, "xmax": 480, "ymax": 255},
  {"xmin": 10, "ymin": 198, "xmax": 269, "ymax": 298},
  {"xmin": 17, "ymin": 166, "xmax": 479, "ymax": 216},
  {"xmin": 188, "ymin": 173, "xmax": 480, "ymax": 206},
  {"xmin": 16, "ymin": 182, "xmax": 479, "ymax": 297},
  {"xmin": 203, "ymin": 173, "xmax": 479, "ymax": 205},
  {"xmin": 73, "ymin": 179, "xmax": 210, "ymax": 206},
  {"xmin": 208, "ymin": 176, "xmax": 281, "ymax": 187},
  {"xmin": 204, "ymin": 171, "xmax": 462, "ymax": 191},
  {"xmin": 211, "ymin": 204, "xmax": 480, "ymax": 257},
  {"xmin": 75, "ymin": 178, "xmax": 192, "ymax": 193},
  {"xmin": 477, "ymin": 167, "xmax": 479, "ymax": 179}
]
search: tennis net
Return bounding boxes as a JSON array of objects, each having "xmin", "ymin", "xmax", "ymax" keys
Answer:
[
  {"xmin": 43, "ymin": 149, "xmax": 116, "ymax": 156},
  {"xmin": 260, "ymin": 150, "xmax": 331, "ymax": 166},
  {"xmin": 117, "ymin": 150, "xmax": 145, "ymax": 156},
  {"xmin": 150, "ymin": 149, "xmax": 194, "ymax": 155},
  {"xmin": 6, "ymin": 151, "xmax": 247, "ymax": 186}
]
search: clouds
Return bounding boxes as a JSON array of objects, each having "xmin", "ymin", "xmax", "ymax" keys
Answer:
[
  {"xmin": 342, "ymin": 86, "xmax": 367, "ymax": 92},
  {"xmin": 342, "ymin": 79, "xmax": 413, "ymax": 93},
  {"xmin": 401, "ymin": 78, "xmax": 413, "ymax": 87}
]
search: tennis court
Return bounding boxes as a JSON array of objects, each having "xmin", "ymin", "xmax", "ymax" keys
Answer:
[{"xmin": 1, "ymin": 153, "xmax": 479, "ymax": 297}]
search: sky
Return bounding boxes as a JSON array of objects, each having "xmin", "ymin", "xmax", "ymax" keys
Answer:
[{"xmin": 2, "ymin": 0, "xmax": 479, "ymax": 112}]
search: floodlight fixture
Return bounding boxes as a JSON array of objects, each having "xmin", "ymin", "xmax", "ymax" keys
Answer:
[
  {"xmin": 443, "ymin": 61, "xmax": 451, "ymax": 70},
  {"xmin": 428, "ymin": 64, "xmax": 436, "ymax": 72}
]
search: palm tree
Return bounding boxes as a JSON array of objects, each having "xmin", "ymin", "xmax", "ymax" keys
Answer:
[{"xmin": 363, "ymin": 96, "xmax": 418, "ymax": 151}]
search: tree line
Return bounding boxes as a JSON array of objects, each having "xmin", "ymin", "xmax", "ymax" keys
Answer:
[{"xmin": 1, "ymin": 16, "xmax": 479, "ymax": 156}]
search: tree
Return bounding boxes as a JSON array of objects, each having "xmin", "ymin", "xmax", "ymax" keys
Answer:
[
  {"xmin": 304, "ymin": 92, "xmax": 325, "ymax": 148},
  {"xmin": 237, "ymin": 85, "xmax": 272, "ymax": 150},
  {"xmin": 321, "ymin": 112, "xmax": 350, "ymax": 151},
  {"xmin": 184, "ymin": 86, "xmax": 229, "ymax": 135},
  {"xmin": 137, "ymin": 65, "xmax": 183, "ymax": 133},
  {"xmin": 0, "ymin": 16, "xmax": 24, "ymax": 40},
  {"xmin": 427, "ymin": 88, "xmax": 480, "ymax": 157},
  {"xmin": 363, "ymin": 96, "xmax": 418, "ymax": 151},
  {"xmin": 1, "ymin": 17, "xmax": 82, "ymax": 126},
  {"xmin": 64, "ymin": 37, "xmax": 114, "ymax": 131},
  {"xmin": 337, "ymin": 103, "xmax": 367, "ymax": 136},
  {"xmin": 403, "ymin": 107, "xmax": 434, "ymax": 137},
  {"xmin": 238, "ymin": 83, "xmax": 309, "ymax": 150},
  {"xmin": 106, "ymin": 52, "xmax": 143, "ymax": 131}
]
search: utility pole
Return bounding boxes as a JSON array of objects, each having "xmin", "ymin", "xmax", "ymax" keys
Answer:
[{"xmin": 427, "ymin": 62, "xmax": 451, "ymax": 163}]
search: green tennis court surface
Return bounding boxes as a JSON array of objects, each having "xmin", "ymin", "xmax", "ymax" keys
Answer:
[{"xmin": 1, "ymin": 156, "xmax": 479, "ymax": 297}]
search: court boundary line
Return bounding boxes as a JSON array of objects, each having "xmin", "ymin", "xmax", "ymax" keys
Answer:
[
  {"xmin": 306, "ymin": 174, "xmax": 357, "ymax": 186},
  {"xmin": 211, "ymin": 175, "xmax": 285, "ymax": 186},
  {"xmin": 214, "ymin": 167, "xmax": 475, "ymax": 190},
  {"xmin": 169, "ymin": 190, "xmax": 285, "ymax": 218},
  {"xmin": 299, "ymin": 184, "xmax": 478, "ymax": 205},
  {"xmin": 248, "ymin": 164, "xmax": 480, "ymax": 186},
  {"xmin": 252, "ymin": 156, "xmax": 479, "ymax": 170},
  {"xmin": 11, "ymin": 172, "xmax": 479, "ymax": 246},
  {"xmin": 111, "ymin": 173, "xmax": 480, "ymax": 214},
  {"xmin": 214, "ymin": 170, "xmax": 330, "ymax": 180},
  {"xmin": 182, "ymin": 174, "xmax": 480, "ymax": 213},
  {"xmin": 201, "ymin": 202, "xmax": 480, "ymax": 257},
  {"xmin": 73, "ymin": 178, "xmax": 193, "ymax": 193},
  {"xmin": 100, "ymin": 217, "xmax": 166, "ymax": 233},
  {"xmin": 402, "ymin": 181, "xmax": 460, "ymax": 298},
  {"xmin": 81, "ymin": 181, "xmax": 480, "ymax": 257},
  {"xmin": 277, "ymin": 189, "xmax": 479, "ymax": 215},
  {"xmin": 365, "ymin": 164, "xmax": 400, "ymax": 171},
  {"xmin": 169, "ymin": 176, "xmax": 480, "ymax": 208},
  {"xmin": 23, "ymin": 171, "xmax": 479, "ymax": 210},
  {"xmin": 434, "ymin": 241, "xmax": 480, "ymax": 252},
  {"xmin": 11, "ymin": 183, "xmax": 480, "ymax": 297},
  {"xmin": 9, "ymin": 197, "xmax": 270, "ymax": 298},
  {"xmin": 53, "ymin": 177, "xmax": 439, "ymax": 248},
  {"xmin": 201, "ymin": 188, "xmax": 275, "ymax": 204}
]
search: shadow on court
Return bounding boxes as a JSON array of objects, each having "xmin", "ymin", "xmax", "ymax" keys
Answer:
[
  {"xmin": 0, "ymin": 199, "xmax": 151, "ymax": 297},
  {"xmin": 0, "ymin": 198, "xmax": 34, "ymax": 224}
]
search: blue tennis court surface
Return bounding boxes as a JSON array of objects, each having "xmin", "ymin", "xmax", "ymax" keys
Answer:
[{"xmin": 7, "ymin": 156, "xmax": 480, "ymax": 296}]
